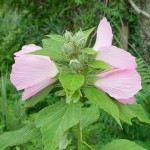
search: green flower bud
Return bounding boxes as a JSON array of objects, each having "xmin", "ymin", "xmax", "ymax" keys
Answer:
[
  {"xmin": 69, "ymin": 59, "xmax": 81, "ymax": 71},
  {"xmin": 74, "ymin": 30, "xmax": 86, "ymax": 48},
  {"xmin": 64, "ymin": 30, "xmax": 73, "ymax": 42},
  {"xmin": 62, "ymin": 43, "xmax": 74, "ymax": 55}
]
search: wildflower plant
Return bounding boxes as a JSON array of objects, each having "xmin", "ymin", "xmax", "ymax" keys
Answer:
[{"xmin": 1, "ymin": 17, "xmax": 150, "ymax": 150}]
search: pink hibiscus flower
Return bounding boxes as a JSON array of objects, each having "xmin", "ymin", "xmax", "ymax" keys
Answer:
[
  {"xmin": 10, "ymin": 44, "xmax": 58, "ymax": 100},
  {"xmin": 93, "ymin": 17, "xmax": 142, "ymax": 104}
]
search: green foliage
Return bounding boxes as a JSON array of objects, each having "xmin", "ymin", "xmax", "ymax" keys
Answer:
[
  {"xmin": 0, "ymin": 123, "xmax": 41, "ymax": 150},
  {"xmin": 81, "ymin": 48, "xmax": 97, "ymax": 55},
  {"xmin": 137, "ymin": 58, "xmax": 150, "ymax": 84},
  {"xmin": 24, "ymin": 85, "xmax": 53, "ymax": 108},
  {"xmin": 35, "ymin": 101, "xmax": 82, "ymax": 150},
  {"xmin": 0, "ymin": 0, "xmax": 150, "ymax": 149},
  {"xmin": 80, "ymin": 105, "xmax": 99, "ymax": 129},
  {"xmin": 89, "ymin": 60, "xmax": 112, "ymax": 70},
  {"xmin": 102, "ymin": 139, "xmax": 146, "ymax": 150},
  {"xmin": 31, "ymin": 37, "xmax": 66, "ymax": 62},
  {"xmin": 117, "ymin": 103, "xmax": 150, "ymax": 125},
  {"xmin": 59, "ymin": 74, "xmax": 84, "ymax": 103},
  {"xmin": 83, "ymin": 87, "xmax": 121, "ymax": 126}
]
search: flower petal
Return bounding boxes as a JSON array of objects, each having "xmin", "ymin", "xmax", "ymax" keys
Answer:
[
  {"xmin": 117, "ymin": 97, "xmax": 135, "ymax": 104},
  {"xmin": 10, "ymin": 55, "xmax": 58, "ymax": 90},
  {"xmin": 93, "ymin": 17, "xmax": 113, "ymax": 50},
  {"xmin": 14, "ymin": 44, "xmax": 41, "ymax": 56},
  {"xmin": 96, "ymin": 46, "xmax": 137, "ymax": 69},
  {"xmin": 94, "ymin": 70, "xmax": 142, "ymax": 99},
  {"xmin": 22, "ymin": 78, "xmax": 54, "ymax": 100}
]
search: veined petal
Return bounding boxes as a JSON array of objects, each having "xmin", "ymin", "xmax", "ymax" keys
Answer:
[
  {"xmin": 117, "ymin": 97, "xmax": 135, "ymax": 104},
  {"xmin": 22, "ymin": 78, "xmax": 54, "ymax": 100},
  {"xmin": 94, "ymin": 70, "xmax": 142, "ymax": 100},
  {"xmin": 10, "ymin": 55, "xmax": 58, "ymax": 90},
  {"xmin": 93, "ymin": 17, "xmax": 113, "ymax": 50},
  {"xmin": 96, "ymin": 46, "xmax": 137, "ymax": 69},
  {"xmin": 14, "ymin": 44, "xmax": 41, "ymax": 56}
]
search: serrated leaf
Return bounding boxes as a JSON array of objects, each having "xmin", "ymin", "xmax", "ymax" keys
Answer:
[
  {"xmin": 102, "ymin": 139, "xmax": 146, "ymax": 150},
  {"xmin": 83, "ymin": 87, "xmax": 121, "ymax": 126},
  {"xmin": 81, "ymin": 48, "xmax": 97, "ymax": 55},
  {"xmin": 35, "ymin": 101, "xmax": 82, "ymax": 150},
  {"xmin": 24, "ymin": 85, "xmax": 53, "ymax": 107},
  {"xmin": 89, "ymin": 60, "xmax": 112, "ymax": 70},
  {"xmin": 59, "ymin": 74, "xmax": 84, "ymax": 103},
  {"xmin": 117, "ymin": 103, "xmax": 150, "ymax": 125},
  {"xmin": 81, "ymin": 105, "xmax": 99, "ymax": 129},
  {"xmin": 0, "ymin": 123, "xmax": 41, "ymax": 150},
  {"xmin": 83, "ymin": 27, "xmax": 95, "ymax": 41}
]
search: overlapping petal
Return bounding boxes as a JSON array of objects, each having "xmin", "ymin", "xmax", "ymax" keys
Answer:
[
  {"xmin": 14, "ymin": 44, "xmax": 41, "ymax": 56},
  {"xmin": 10, "ymin": 55, "xmax": 58, "ymax": 90},
  {"xmin": 93, "ymin": 17, "xmax": 113, "ymax": 50},
  {"xmin": 94, "ymin": 70, "xmax": 142, "ymax": 102},
  {"xmin": 22, "ymin": 78, "xmax": 55, "ymax": 100},
  {"xmin": 96, "ymin": 46, "xmax": 137, "ymax": 69}
]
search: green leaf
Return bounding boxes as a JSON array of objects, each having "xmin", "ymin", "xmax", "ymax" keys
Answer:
[
  {"xmin": 24, "ymin": 85, "xmax": 53, "ymax": 107},
  {"xmin": 0, "ymin": 123, "xmax": 41, "ymax": 150},
  {"xmin": 89, "ymin": 60, "xmax": 112, "ymax": 70},
  {"xmin": 83, "ymin": 27, "xmax": 95, "ymax": 41},
  {"xmin": 81, "ymin": 105, "xmax": 99, "ymax": 129},
  {"xmin": 31, "ymin": 38, "xmax": 66, "ymax": 62},
  {"xmin": 46, "ymin": 34, "xmax": 64, "ymax": 43},
  {"xmin": 35, "ymin": 101, "xmax": 82, "ymax": 150},
  {"xmin": 81, "ymin": 48, "xmax": 97, "ymax": 55},
  {"xmin": 117, "ymin": 103, "xmax": 150, "ymax": 125},
  {"xmin": 83, "ymin": 87, "xmax": 121, "ymax": 126},
  {"xmin": 59, "ymin": 74, "xmax": 84, "ymax": 103},
  {"xmin": 102, "ymin": 139, "xmax": 146, "ymax": 150}
]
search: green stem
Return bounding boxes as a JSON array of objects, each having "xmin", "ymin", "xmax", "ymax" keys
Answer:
[
  {"xmin": 82, "ymin": 141, "xmax": 94, "ymax": 150},
  {"xmin": 77, "ymin": 122, "xmax": 82, "ymax": 150}
]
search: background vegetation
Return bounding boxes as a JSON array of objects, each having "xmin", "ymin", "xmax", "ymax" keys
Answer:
[{"xmin": 0, "ymin": 0, "xmax": 150, "ymax": 149}]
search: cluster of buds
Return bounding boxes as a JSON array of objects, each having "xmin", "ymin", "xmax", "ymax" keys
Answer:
[{"xmin": 62, "ymin": 30, "xmax": 93, "ymax": 73}]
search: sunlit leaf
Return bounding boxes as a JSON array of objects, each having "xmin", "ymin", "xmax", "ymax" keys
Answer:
[
  {"xmin": 81, "ymin": 48, "xmax": 97, "ymax": 55},
  {"xmin": 89, "ymin": 60, "xmax": 112, "ymax": 70},
  {"xmin": 83, "ymin": 87, "xmax": 121, "ymax": 126},
  {"xmin": 59, "ymin": 74, "xmax": 84, "ymax": 103},
  {"xmin": 83, "ymin": 27, "xmax": 95, "ymax": 41},
  {"xmin": 35, "ymin": 101, "xmax": 82, "ymax": 150}
]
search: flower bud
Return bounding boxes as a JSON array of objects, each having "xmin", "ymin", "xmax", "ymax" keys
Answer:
[
  {"xmin": 74, "ymin": 30, "xmax": 86, "ymax": 48},
  {"xmin": 69, "ymin": 59, "xmax": 81, "ymax": 71},
  {"xmin": 64, "ymin": 30, "xmax": 73, "ymax": 42},
  {"xmin": 62, "ymin": 43, "xmax": 74, "ymax": 55}
]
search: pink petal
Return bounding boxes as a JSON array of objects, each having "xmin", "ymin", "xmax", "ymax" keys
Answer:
[
  {"xmin": 94, "ymin": 70, "xmax": 142, "ymax": 100},
  {"xmin": 117, "ymin": 97, "xmax": 135, "ymax": 104},
  {"xmin": 22, "ymin": 78, "xmax": 55, "ymax": 100},
  {"xmin": 96, "ymin": 46, "xmax": 137, "ymax": 69},
  {"xmin": 93, "ymin": 17, "xmax": 113, "ymax": 50},
  {"xmin": 10, "ymin": 55, "xmax": 58, "ymax": 90},
  {"xmin": 14, "ymin": 44, "xmax": 41, "ymax": 56}
]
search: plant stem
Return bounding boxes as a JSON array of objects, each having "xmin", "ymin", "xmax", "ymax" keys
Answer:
[
  {"xmin": 82, "ymin": 141, "xmax": 94, "ymax": 150},
  {"xmin": 77, "ymin": 122, "xmax": 82, "ymax": 150}
]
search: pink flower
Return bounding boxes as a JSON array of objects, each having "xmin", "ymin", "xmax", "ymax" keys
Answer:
[
  {"xmin": 93, "ymin": 17, "xmax": 142, "ymax": 104},
  {"xmin": 10, "ymin": 44, "xmax": 58, "ymax": 100}
]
